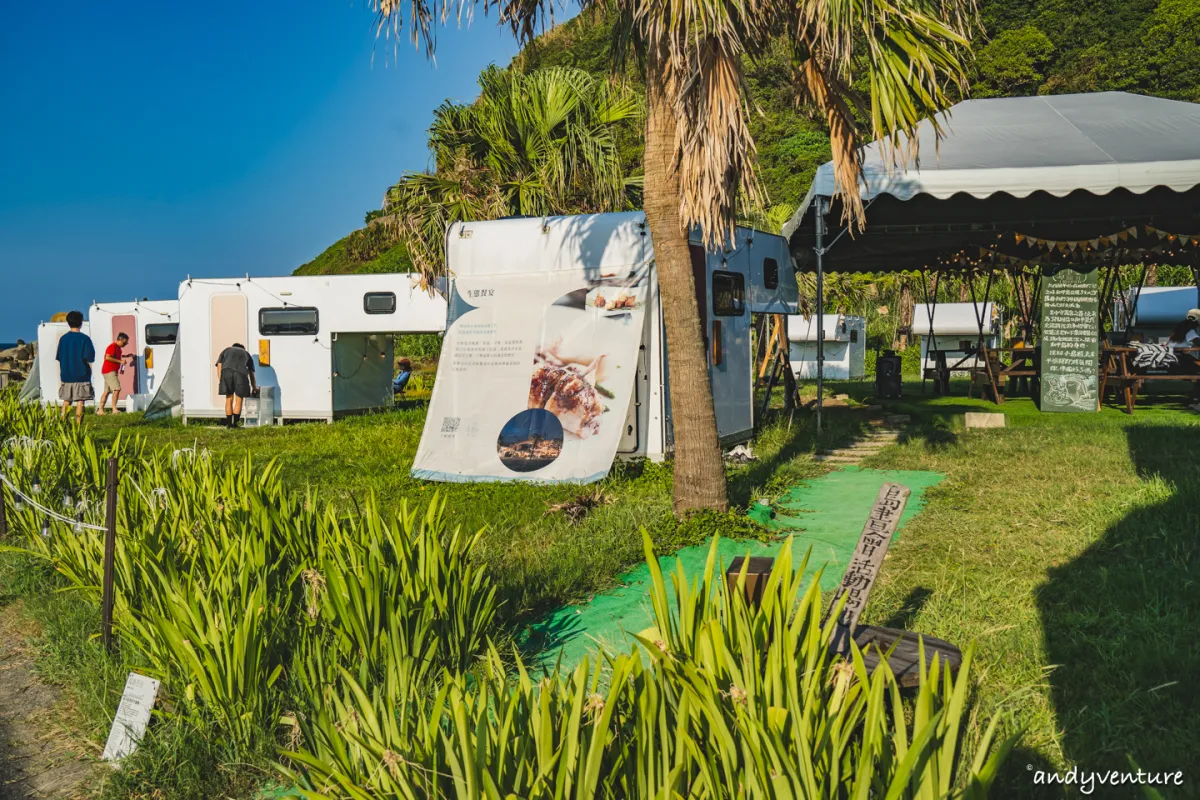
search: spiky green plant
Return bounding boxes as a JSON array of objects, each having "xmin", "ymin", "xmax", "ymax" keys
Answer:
[{"xmin": 281, "ymin": 533, "xmax": 1016, "ymax": 797}]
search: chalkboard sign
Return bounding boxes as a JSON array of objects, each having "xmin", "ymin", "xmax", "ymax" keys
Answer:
[{"xmin": 1040, "ymin": 266, "xmax": 1100, "ymax": 412}]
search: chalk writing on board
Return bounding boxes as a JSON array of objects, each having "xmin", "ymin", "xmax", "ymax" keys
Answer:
[
  {"xmin": 102, "ymin": 673, "xmax": 160, "ymax": 763},
  {"xmin": 1040, "ymin": 266, "xmax": 1100, "ymax": 412}
]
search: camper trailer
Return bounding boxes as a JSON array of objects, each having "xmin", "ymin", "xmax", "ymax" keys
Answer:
[
  {"xmin": 88, "ymin": 300, "xmax": 179, "ymax": 410},
  {"xmin": 176, "ymin": 274, "xmax": 445, "ymax": 424},
  {"xmin": 411, "ymin": 212, "xmax": 798, "ymax": 484},
  {"xmin": 918, "ymin": 302, "xmax": 1000, "ymax": 373},
  {"xmin": 1113, "ymin": 285, "xmax": 1200, "ymax": 343},
  {"xmin": 787, "ymin": 314, "xmax": 866, "ymax": 380},
  {"xmin": 33, "ymin": 321, "xmax": 92, "ymax": 407}
]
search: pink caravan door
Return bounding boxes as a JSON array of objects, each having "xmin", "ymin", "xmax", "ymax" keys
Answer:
[
  {"xmin": 209, "ymin": 294, "xmax": 248, "ymax": 408},
  {"xmin": 111, "ymin": 314, "xmax": 138, "ymax": 397}
]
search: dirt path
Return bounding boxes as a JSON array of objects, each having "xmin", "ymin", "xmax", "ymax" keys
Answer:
[{"xmin": 0, "ymin": 602, "xmax": 101, "ymax": 800}]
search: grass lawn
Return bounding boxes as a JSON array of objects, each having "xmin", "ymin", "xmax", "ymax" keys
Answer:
[{"xmin": 41, "ymin": 382, "xmax": 1200, "ymax": 795}]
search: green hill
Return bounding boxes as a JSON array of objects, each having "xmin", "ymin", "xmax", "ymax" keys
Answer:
[{"xmin": 295, "ymin": 0, "xmax": 1200, "ymax": 275}]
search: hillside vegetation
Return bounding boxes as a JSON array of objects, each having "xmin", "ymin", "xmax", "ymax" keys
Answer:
[{"xmin": 294, "ymin": 0, "xmax": 1200, "ymax": 276}]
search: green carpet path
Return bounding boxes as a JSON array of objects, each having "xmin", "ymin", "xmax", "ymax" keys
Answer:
[{"xmin": 530, "ymin": 466, "xmax": 945, "ymax": 671}]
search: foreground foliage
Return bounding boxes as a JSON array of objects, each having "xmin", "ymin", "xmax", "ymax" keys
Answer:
[
  {"xmin": 0, "ymin": 394, "xmax": 1013, "ymax": 797},
  {"xmin": 285, "ymin": 536, "xmax": 1015, "ymax": 798}
]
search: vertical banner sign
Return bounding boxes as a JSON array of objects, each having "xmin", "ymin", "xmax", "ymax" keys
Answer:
[
  {"xmin": 412, "ymin": 267, "xmax": 649, "ymax": 483},
  {"xmin": 1040, "ymin": 266, "xmax": 1100, "ymax": 412}
]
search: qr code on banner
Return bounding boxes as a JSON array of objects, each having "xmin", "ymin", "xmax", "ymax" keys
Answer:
[{"xmin": 441, "ymin": 417, "xmax": 461, "ymax": 433}]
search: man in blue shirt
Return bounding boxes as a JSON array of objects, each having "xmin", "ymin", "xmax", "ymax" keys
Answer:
[{"xmin": 55, "ymin": 310, "xmax": 95, "ymax": 423}]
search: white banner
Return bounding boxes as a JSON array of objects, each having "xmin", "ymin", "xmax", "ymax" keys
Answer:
[{"xmin": 412, "ymin": 267, "xmax": 649, "ymax": 483}]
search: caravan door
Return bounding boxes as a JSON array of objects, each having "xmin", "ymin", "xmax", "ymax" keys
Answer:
[
  {"xmin": 111, "ymin": 314, "xmax": 138, "ymax": 398},
  {"xmin": 690, "ymin": 245, "xmax": 753, "ymax": 444},
  {"xmin": 209, "ymin": 295, "xmax": 248, "ymax": 408}
]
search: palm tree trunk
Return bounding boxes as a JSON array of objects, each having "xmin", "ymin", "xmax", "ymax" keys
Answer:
[
  {"xmin": 642, "ymin": 45, "xmax": 729, "ymax": 513},
  {"xmin": 896, "ymin": 283, "xmax": 914, "ymax": 349}
]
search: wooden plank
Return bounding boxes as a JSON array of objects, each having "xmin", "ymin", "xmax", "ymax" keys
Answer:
[
  {"xmin": 853, "ymin": 626, "xmax": 963, "ymax": 688},
  {"xmin": 828, "ymin": 482, "xmax": 911, "ymax": 652}
]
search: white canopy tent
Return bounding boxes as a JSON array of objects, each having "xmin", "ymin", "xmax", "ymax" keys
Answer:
[
  {"xmin": 785, "ymin": 92, "xmax": 1200, "ymax": 238},
  {"xmin": 784, "ymin": 92, "xmax": 1200, "ymax": 424}
]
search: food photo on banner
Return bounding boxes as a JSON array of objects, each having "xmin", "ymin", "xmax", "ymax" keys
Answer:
[{"xmin": 412, "ymin": 265, "xmax": 649, "ymax": 483}]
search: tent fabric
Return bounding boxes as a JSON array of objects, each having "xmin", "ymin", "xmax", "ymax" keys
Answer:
[
  {"xmin": 143, "ymin": 346, "xmax": 181, "ymax": 421},
  {"xmin": 17, "ymin": 356, "xmax": 40, "ymax": 404},
  {"xmin": 916, "ymin": 303, "xmax": 996, "ymax": 336},
  {"xmin": 1122, "ymin": 286, "xmax": 1200, "ymax": 326},
  {"xmin": 784, "ymin": 92, "xmax": 1200, "ymax": 240}
]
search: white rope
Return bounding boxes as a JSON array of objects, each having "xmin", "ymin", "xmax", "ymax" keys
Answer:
[{"xmin": 0, "ymin": 473, "xmax": 107, "ymax": 532}]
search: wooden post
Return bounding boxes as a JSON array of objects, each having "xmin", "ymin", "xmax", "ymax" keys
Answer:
[
  {"xmin": 101, "ymin": 457, "xmax": 117, "ymax": 653},
  {"xmin": 726, "ymin": 556, "xmax": 774, "ymax": 608},
  {"xmin": 827, "ymin": 482, "xmax": 911, "ymax": 653},
  {"xmin": 0, "ymin": 479, "xmax": 7, "ymax": 539}
]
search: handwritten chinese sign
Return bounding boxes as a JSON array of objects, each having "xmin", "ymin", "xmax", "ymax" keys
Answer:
[{"xmin": 829, "ymin": 483, "xmax": 910, "ymax": 651}]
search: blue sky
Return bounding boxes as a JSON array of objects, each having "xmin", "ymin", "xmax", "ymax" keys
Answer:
[{"xmin": 0, "ymin": 0, "xmax": 540, "ymax": 342}]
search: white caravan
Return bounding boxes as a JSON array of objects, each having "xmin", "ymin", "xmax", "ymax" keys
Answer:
[
  {"xmin": 177, "ymin": 274, "xmax": 445, "ymax": 423},
  {"xmin": 33, "ymin": 321, "xmax": 92, "ymax": 407},
  {"xmin": 443, "ymin": 212, "xmax": 799, "ymax": 461},
  {"xmin": 787, "ymin": 314, "xmax": 866, "ymax": 380},
  {"xmin": 918, "ymin": 302, "xmax": 1000, "ymax": 372},
  {"xmin": 1113, "ymin": 285, "xmax": 1200, "ymax": 343},
  {"xmin": 88, "ymin": 300, "xmax": 179, "ymax": 409}
]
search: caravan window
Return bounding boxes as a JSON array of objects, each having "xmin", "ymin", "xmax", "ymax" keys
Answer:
[
  {"xmin": 259, "ymin": 307, "xmax": 319, "ymax": 336},
  {"xmin": 763, "ymin": 257, "xmax": 779, "ymax": 290},
  {"xmin": 363, "ymin": 292, "xmax": 397, "ymax": 314},
  {"xmin": 144, "ymin": 323, "xmax": 178, "ymax": 345},
  {"xmin": 712, "ymin": 271, "xmax": 746, "ymax": 317}
]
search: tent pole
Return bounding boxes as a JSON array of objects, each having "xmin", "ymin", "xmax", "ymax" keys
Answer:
[
  {"xmin": 919, "ymin": 269, "xmax": 939, "ymax": 394},
  {"xmin": 1192, "ymin": 252, "xmax": 1200, "ymax": 309},
  {"xmin": 814, "ymin": 198, "xmax": 827, "ymax": 435}
]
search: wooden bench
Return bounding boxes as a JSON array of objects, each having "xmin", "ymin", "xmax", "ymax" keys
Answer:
[{"xmin": 1101, "ymin": 345, "xmax": 1200, "ymax": 413}]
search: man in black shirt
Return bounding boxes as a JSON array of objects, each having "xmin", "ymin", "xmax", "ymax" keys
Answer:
[{"xmin": 215, "ymin": 343, "xmax": 258, "ymax": 427}]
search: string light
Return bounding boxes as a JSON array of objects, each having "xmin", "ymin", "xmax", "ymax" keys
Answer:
[
  {"xmin": 40, "ymin": 518, "xmax": 50, "ymax": 539},
  {"xmin": 31, "ymin": 474, "xmax": 40, "ymax": 494},
  {"xmin": 63, "ymin": 491, "xmax": 73, "ymax": 509}
]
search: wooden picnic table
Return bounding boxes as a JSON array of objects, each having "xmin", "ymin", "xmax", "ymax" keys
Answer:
[
  {"xmin": 969, "ymin": 346, "xmax": 1039, "ymax": 405},
  {"xmin": 925, "ymin": 349, "xmax": 978, "ymax": 395},
  {"xmin": 1100, "ymin": 344, "xmax": 1200, "ymax": 414}
]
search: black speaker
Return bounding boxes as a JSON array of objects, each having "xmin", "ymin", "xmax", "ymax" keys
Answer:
[{"xmin": 875, "ymin": 350, "xmax": 902, "ymax": 399}]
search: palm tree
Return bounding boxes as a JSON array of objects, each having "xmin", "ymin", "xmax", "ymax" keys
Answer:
[
  {"xmin": 383, "ymin": 65, "xmax": 641, "ymax": 275},
  {"xmin": 370, "ymin": 0, "xmax": 976, "ymax": 512}
]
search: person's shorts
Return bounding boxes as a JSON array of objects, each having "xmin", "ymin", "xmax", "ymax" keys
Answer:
[
  {"xmin": 219, "ymin": 371, "xmax": 252, "ymax": 398},
  {"xmin": 59, "ymin": 381, "xmax": 94, "ymax": 403},
  {"xmin": 103, "ymin": 372, "xmax": 121, "ymax": 392}
]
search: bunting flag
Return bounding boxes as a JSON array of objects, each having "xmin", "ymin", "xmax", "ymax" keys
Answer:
[{"xmin": 1009, "ymin": 223, "xmax": 1199, "ymax": 254}]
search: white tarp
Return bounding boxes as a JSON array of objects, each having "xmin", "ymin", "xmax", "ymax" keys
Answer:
[
  {"xmin": 143, "ymin": 346, "xmax": 181, "ymax": 421},
  {"xmin": 916, "ymin": 303, "xmax": 997, "ymax": 336},
  {"xmin": 18, "ymin": 356, "xmax": 40, "ymax": 404},
  {"xmin": 412, "ymin": 267, "xmax": 648, "ymax": 484},
  {"xmin": 785, "ymin": 92, "xmax": 1200, "ymax": 238}
]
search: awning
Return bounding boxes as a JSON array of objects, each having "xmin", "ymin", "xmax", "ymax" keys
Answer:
[{"xmin": 785, "ymin": 92, "xmax": 1200, "ymax": 273}]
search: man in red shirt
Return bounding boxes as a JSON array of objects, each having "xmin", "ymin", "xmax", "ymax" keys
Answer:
[{"xmin": 97, "ymin": 332, "xmax": 132, "ymax": 415}]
